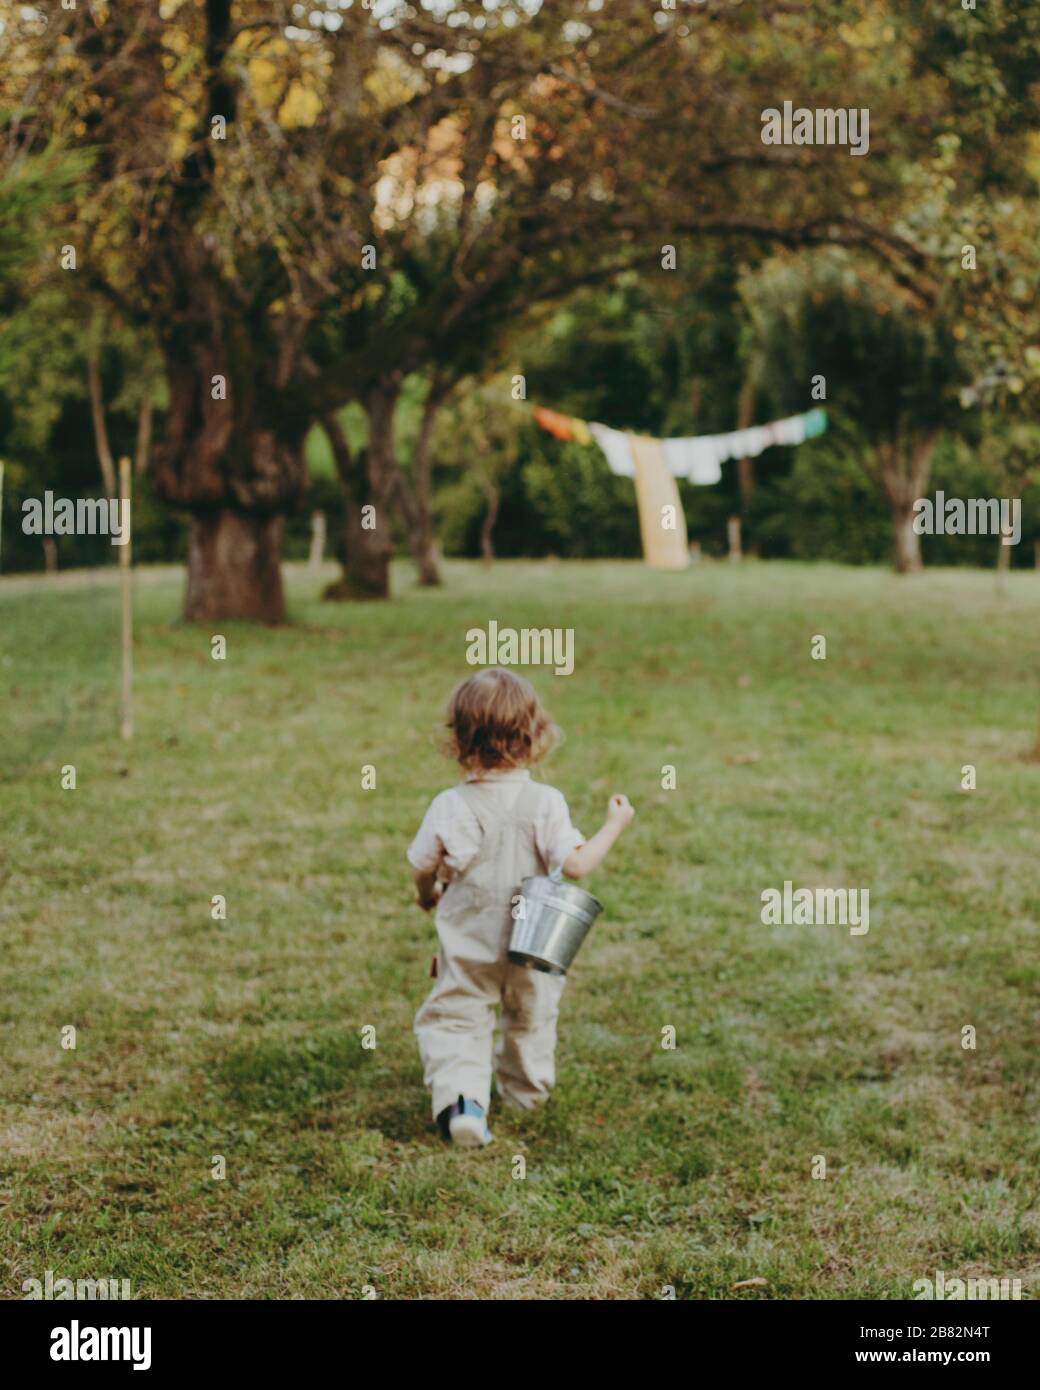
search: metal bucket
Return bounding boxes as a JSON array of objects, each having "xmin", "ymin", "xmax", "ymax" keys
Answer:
[{"xmin": 508, "ymin": 872, "xmax": 603, "ymax": 976}]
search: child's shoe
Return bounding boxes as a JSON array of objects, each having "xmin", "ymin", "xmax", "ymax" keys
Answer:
[{"xmin": 437, "ymin": 1096, "xmax": 493, "ymax": 1148}]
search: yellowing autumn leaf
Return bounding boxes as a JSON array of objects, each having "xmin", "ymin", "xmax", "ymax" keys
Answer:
[
  {"xmin": 278, "ymin": 81, "xmax": 321, "ymax": 129},
  {"xmin": 247, "ymin": 57, "xmax": 281, "ymax": 104}
]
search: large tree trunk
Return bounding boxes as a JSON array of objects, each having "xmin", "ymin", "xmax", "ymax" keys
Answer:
[
  {"xmin": 112, "ymin": 4, "xmax": 311, "ymax": 624},
  {"xmin": 185, "ymin": 510, "xmax": 286, "ymax": 624},
  {"xmin": 326, "ymin": 512, "xmax": 391, "ymax": 600},
  {"xmin": 321, "ymin": 389, "xmax": 399, "ymax": 600},
  {"xmin": 877, "ymin": 429, "xmax": 936, "ymax": 575},
  {"xmin": 149, "ymin": 271, "xmax": 309, "ymax": 623},
  {"xmin": 415, "ymin": 536, "xmax": 440, "ymax": 586},
  {"xmin": 391, "ymin": 467, "xmax": 440, "ymax": 586},
  {"xmin": 153, "ymin": 404, "xmax": 305, "ymax": 621},
  {"xmin": 890, "ymin": 502, "xmax": 922, "ymax": 573},
  {"xmin": 390, "ymin": 377, "xmax": 446, "ymax": 587},
  {"xmin": 362, "ymin": 386, "xmax": 400, "ymax": 598}
]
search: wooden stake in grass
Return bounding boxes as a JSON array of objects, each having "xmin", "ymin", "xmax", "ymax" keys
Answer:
[
  {"xmin": 119, "ymin": 456, "xmax": 133, "ymax": 741},
  {"xmin": 0, "ymin": 459, "xmax": 5, "ymax": 569},
  {"xmin": 1031, "ymin": 701, "xmax": 1040, "ymax": 764}
]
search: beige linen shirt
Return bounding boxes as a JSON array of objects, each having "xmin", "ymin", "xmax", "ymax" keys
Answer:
[{"xmin": 408, "ymin": 768, "xmax": 584, "ymax": 880}]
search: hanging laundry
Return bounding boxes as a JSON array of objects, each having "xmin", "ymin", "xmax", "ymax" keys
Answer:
[
  {"xmin": 532, "ymin": 406, "xmax": 596, "ymax": 447},
  {"xmin": 549, "ymin": 408, "xmax": 828, "ymax": 482},
  {"xmin": 629, "ymin": 436, "xmax": 690, "ymax": 571},
  {"xmin": 770, "ymin": 414, "xmax": 805, "ymax": 447},
  {"xmin": 533, "ymin": 404, "xmax": 827, "ymax": 570},
  {"xmin": 660, "ymin": 437, "xmax": 723, "ymax": 485},
  {"xmin": 587, "ymin": 422, "xmax": 637, "ymax": 478},
  {"xmin": 532, "ymin": 406, "xmax": 575, "ymax": 442}
]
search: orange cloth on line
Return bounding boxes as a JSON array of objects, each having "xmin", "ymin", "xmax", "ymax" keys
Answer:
[
  {"xmin": 628, "ymin": 435, "xmax": 690, "ymax": 571},
  {"xmin": 533, "ymin": 406, "xmax": 575, "ymax": 441}
]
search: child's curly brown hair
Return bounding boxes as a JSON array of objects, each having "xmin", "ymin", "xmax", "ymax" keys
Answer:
[{"xmin": 445, "ymin": 668, "xmax": 560, "ymax": 772}]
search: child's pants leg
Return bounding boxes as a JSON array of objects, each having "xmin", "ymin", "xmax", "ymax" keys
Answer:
[
  {"xmin": 414, "ymin": 960, "xmax": 500, "ymax": 1119},
  {"xmin": 495, "ymin": 964, "xmax": 566, "ymax": 1110}
]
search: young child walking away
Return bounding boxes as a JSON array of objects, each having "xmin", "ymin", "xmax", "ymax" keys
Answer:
[{"xmin": 408, "ymin": 668, "xmax": 635, "ymax": 1148}]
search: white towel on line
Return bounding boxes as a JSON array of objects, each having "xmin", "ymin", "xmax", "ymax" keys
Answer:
[{"xmin": 588, "ymin": 413, "xmax": 811, "ymax": 482}]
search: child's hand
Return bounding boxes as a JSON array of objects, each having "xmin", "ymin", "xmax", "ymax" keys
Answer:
[
  {"xmin": 563, "ymin": 796, "xmax": 634, "ymax": 879},
  {"xmin": 414, "ymin": 867, "xmax": 444, "ymax": 912},
  {"xmin": 606, "ymin": 793, "xmax": 635, "ymax": 831},
  {"xmin": 416, "ymin": 882, "xmax": 442, "ymax": 912}
]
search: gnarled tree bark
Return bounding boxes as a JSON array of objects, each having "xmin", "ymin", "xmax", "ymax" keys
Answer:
[
  {"xmin": 149, "ymin": 285, "xmax": 310, "ymax": 623},
  {"xmin": 321, "ymin": 388, "xmax": 400, "ymax": 601},
  {"xmin": 185, "ymin": 510, "xmax": 286, "ymax": 624},
  {"xmin": 874, "ymin": 429, "xmax": 938, "ymax": 574},
  {"xmin": 390, "ymin": 376, "xmax": 447, "ymax": 587}
]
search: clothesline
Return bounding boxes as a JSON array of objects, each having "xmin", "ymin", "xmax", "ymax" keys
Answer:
[{"xmin": 533, "ymin": 405, "xmax": 828, "ymax": 484}]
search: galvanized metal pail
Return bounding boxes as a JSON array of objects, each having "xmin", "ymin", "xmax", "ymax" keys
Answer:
[{"xmin": 508, "ymin": 872, "xmax": 603, "ymax": 976}]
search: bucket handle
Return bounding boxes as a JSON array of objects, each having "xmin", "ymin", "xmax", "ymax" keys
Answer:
[{"xmin": 541, "ymin": 867, "xmax": 603, "ymax": 917}]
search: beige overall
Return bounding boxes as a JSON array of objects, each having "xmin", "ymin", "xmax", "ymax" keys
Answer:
[{"xmin": 414, "ymin": 780, "xmax": 567, "ymax": 1118}]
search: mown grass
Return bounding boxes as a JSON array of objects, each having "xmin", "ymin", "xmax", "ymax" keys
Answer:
[{"xmin": 1, "ymin": 557, "xmax": 1038, "ymax": 1299}]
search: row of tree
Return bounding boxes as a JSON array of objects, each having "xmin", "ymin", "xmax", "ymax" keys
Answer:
[{"xmin": 1, "ymin": 0, "xmax": 1039, "ymax": 616}]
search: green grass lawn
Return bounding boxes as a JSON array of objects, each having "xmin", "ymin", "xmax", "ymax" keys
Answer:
[{"xmin": 2, "ymin": 558, "xmax": 1038, "ymax": 1300}]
